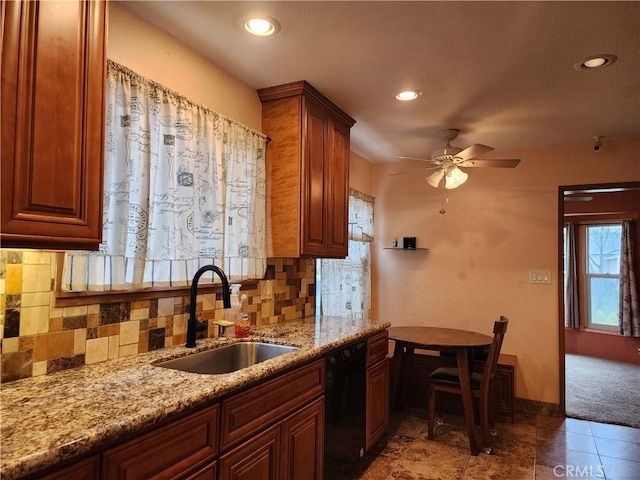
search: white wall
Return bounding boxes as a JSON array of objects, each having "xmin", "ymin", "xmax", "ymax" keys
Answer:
[{"xmin": 372, "ymin": 137, "xmax": 640, "ymax": 404}]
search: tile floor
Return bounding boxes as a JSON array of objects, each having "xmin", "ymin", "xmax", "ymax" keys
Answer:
[{"xmin": 335, "ymin": 408, "xmax": 640, "ymax": 479}]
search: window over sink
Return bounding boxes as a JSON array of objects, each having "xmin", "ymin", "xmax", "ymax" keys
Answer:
[{"xmin": 63, "ymin": 61, "xmax": 268, "ymax": 295}]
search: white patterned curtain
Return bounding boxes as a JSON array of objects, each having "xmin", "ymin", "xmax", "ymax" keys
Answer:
[
  {"xmin": 319, "ymin": 190, "xmax": 374, "ymax": 318},
  {"xmin": 63, "ymin": 60, "xmax": 267, "ymax": 291},
  {"xmin": 619, "ymin": 220, "xmax": 639, "ymax": 336}
]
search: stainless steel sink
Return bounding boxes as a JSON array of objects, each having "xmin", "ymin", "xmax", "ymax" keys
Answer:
[{"xmin": 155, "ymin": 342, "xmax": 299, "ymax": 374}]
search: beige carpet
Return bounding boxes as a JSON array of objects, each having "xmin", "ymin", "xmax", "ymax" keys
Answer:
[{"xmin": 565, "ymin": 353, "xmax": 640, "ymax": 429}]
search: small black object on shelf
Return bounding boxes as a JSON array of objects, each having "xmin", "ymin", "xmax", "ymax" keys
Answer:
[{"xmin": 403, "ymin": 237, "xmax": 416, "ymax": 249}]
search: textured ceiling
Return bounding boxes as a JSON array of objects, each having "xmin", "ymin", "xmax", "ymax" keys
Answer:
[{"xmin": 121, "ymin": 1, "xmax": 640, "ymax": 163}]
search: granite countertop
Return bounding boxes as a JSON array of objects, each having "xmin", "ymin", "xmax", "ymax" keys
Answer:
[{"xmin": 0, "ymin": 315, "xmax": 389, "ymax": 479}]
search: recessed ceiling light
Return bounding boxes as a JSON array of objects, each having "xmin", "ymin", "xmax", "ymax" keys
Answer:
[
  {"xmin": 395, "ymin": 90, "xmax": 422, "ymax": 101},
  {"xmin": 576, "ymin": 54, "xmax": 617, "ymax": 70},
  {"xmin": 244, "ymin": 16, "xmax": 280, "ymax": 36}
]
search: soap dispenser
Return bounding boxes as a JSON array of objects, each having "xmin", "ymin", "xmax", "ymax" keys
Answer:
[
  {"xmin": 215, "ymin": 284, "xmax": 240, "ymax": 338},
  {"xmin": 235, "ymin": 293, "xmax": 251, "ymax": 338}
]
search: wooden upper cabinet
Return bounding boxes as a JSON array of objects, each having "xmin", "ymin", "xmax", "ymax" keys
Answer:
[
  {"xmin": 258, "ymin": 81, "xmax": 355, "ymax": 258},
  {"xmin": 1, "ymin": 0, "xmax": 107, "ymax": 250}
]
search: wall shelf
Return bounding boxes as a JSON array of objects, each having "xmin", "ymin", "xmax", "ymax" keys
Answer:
[{"xmin": 383, "ymin": 247, "xmax": 429, "ymax": 251}]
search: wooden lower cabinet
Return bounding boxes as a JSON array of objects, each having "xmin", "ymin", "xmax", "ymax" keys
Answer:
[
  {"xmin": 366, "ymin": 358, "xmax": 390, "ymax": 451},
  {"xmin": 365, "ymin": 331, "xmax": 390, "ymax": 452},
  {"xmin": 219, "ymin": 424, "xmax": 281, "ymax": 480},
  {"xmin": 281, "ymin": 397, "xmax": 324, "ymax": 480},
  {"xmin": 102, "ymin": 404, "xmax": 219, "ymax": 480},
  {"xmin": 35, "ymin": 455, "xmax": 100, "ymax": 480},
  {"xmin": 184, "ymin": 462, "xmax": 217, "ymax": 480},
  {"xmin": 25, "ymin": 358, "xmax": 329, "ymax": 480},
  {"xmin": 219, "ymin": 392, "xmax": 324, "ymax": 480}
]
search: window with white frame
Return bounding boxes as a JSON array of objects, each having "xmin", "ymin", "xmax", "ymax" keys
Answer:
[{"xmin": 583, "ymin": 223, "xmax": 622, "ymax": 330}]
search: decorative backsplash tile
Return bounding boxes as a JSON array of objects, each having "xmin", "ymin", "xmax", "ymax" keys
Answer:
[{"xmin": 0, "ymin": 251, "xmax": 315, "ymax": 383}]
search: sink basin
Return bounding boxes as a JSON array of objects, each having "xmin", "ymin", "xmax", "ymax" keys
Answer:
[{"xmin": 155, "ymin": 342, "xmax": 300, "ymax": 374}]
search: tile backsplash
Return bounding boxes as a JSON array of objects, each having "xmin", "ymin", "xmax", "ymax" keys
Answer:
[{"xmin": 0, "ymin": 250, "xmax": 316, "ymax": 383}]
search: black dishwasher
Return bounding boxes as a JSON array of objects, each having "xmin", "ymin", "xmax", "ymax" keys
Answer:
[{"xmin": 323, "ymin": 340, "xmax": 367, "ymax": 476}]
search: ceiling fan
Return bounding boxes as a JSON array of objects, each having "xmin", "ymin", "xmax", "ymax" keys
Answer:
[{"xmin": 396, "ymin": 129, "xmax": 521, "ymax": 189}]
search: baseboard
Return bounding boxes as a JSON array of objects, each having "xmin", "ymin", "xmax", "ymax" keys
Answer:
[{"xmin": 514, "ymin": 397, "xmax": 561, "ymax": 417}]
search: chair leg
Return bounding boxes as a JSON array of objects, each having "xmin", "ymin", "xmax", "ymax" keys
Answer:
[
  {"xmin": 479, "ymin": 394, "xmax": 497, "ymax": 455},
  {"xmin": 427, "ymin": 385, "xmax": 436, "ymax": 440},
  {"xmin": 488, "ymin": 396, "xmax": 497, "ymax": 436}
]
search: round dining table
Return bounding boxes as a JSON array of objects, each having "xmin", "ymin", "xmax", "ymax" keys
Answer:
[{"xmin": 388, "ymin": 326, "xmax": 493, "ymax": 456}]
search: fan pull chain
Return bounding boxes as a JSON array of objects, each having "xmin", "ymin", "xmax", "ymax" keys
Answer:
[{"xmin": 439, "ymin": 183, "xmax": 447, "ymax": 214}]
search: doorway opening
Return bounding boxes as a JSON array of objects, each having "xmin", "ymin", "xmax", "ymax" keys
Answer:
[{"xmin": 558, "ymin": 182, "xmax": 640, "ymax": 427}]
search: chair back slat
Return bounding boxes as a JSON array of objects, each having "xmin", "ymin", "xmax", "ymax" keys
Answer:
[{"xmin": 480, "ymin": 316, "xmax": 509, "ymax": 394}]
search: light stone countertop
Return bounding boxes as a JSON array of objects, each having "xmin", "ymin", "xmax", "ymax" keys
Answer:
[{"xmin": 0, "ymin": 315, "xmax": 390, "ymax": 479}]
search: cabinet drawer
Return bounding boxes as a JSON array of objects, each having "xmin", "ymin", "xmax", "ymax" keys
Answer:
[
  {"xmin": 102, "ymin": 404, "xmax": 219, "ymax": 480},
  {"xmin": 367, "ymin": 331, "xmax": 389, "ymax": 367},
  {"xmin": 221, "ymin": 359, "xmax": 324, "ymax": 450}
]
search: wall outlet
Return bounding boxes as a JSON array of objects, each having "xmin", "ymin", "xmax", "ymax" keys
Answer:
[{"xmin": 529, "ymin": 269, "xmax": 552, "ymax": 284}]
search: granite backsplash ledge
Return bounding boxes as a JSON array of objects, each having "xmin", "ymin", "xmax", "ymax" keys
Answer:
[{"xmin": 0, "ymin": 250, "xmax": 315, "ymax": 383}]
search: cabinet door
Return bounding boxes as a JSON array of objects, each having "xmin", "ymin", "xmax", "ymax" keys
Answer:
[
  {"xmin": 183, "ymin": 461, "xmax": 216, "ymax": 480},
  {"xmin": 219, "ymin": 424, "xmax": 281, "ymax": 480},
  {"xmin": 326, "ymin": 119, "xmax": 350, "ymax": 257},
  {"xmin": 1, "ymin": 0, "xmax": 106, "ymax": 250},
  {"xmin": 281, "ymin": 397, "xmax": 324, "ymax": 480},
  {"xmin": 301, "ymin": 98, "xmax": 329, "ymax": 256},
  {"xmin": 366, "ymin": 358, "xmax": 390, "ymax": 452}
]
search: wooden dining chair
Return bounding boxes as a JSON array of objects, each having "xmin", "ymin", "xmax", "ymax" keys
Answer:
[{"xmin": 427, "ymin": 316, "xmax": 509, "ymax": 454}]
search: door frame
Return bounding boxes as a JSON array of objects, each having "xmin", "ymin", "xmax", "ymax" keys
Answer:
[{"xmin": 557, "ymin": 180, "xmax": 640, "ymax": 416}]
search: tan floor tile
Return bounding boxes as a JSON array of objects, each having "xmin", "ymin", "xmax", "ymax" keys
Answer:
[
  {"xmin": 391, "ymin": 456, "xmax": 468, "ymax": 480},
  {"xmin": 402, "ymin": 437, "xmax": 470, "ymax": 471},
  {"xmin": 359, "ymin": 455, "xmax": 401, "ymax": 480},
  {"xmin": 464, "ymin": 454, "xmax": 534, "ymax": 480},
  {"xmin": 383, "ymin": 435, "xmax": 418, "ymax": 458}
]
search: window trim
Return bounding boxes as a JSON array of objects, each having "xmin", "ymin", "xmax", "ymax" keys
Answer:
[{"xmin": 54, "ymin": 253, "xmax": 258, "ymax": 307}]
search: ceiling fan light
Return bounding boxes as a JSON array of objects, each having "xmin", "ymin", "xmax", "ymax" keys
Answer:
[
  {"xmin": 426, "ymin": 170, "xmax": 444, "ymax": 188},
  {"xmin": 444, "ymin": 167, "xmax": 468, "ymax": 189}
]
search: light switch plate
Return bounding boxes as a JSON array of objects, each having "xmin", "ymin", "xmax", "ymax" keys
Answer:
[{"xmin": 529, "ymin": 269, "xmax": 552, "ymax": 284}]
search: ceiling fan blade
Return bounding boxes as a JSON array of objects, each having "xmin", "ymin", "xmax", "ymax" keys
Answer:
[
  {"xmin": 458, "ymin": 158, "xmax": 521, "ymax": 168},
  {"xmin": 454, "ymin": 143, "xmax": 494, "ymax": 161},
  {"xmin": 389, "ymin": 166, "xmax": 439, "ymax": 176},
  {"xmin": 396, "ymin": 156, "xmax": 436, "ymax": 163}
]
